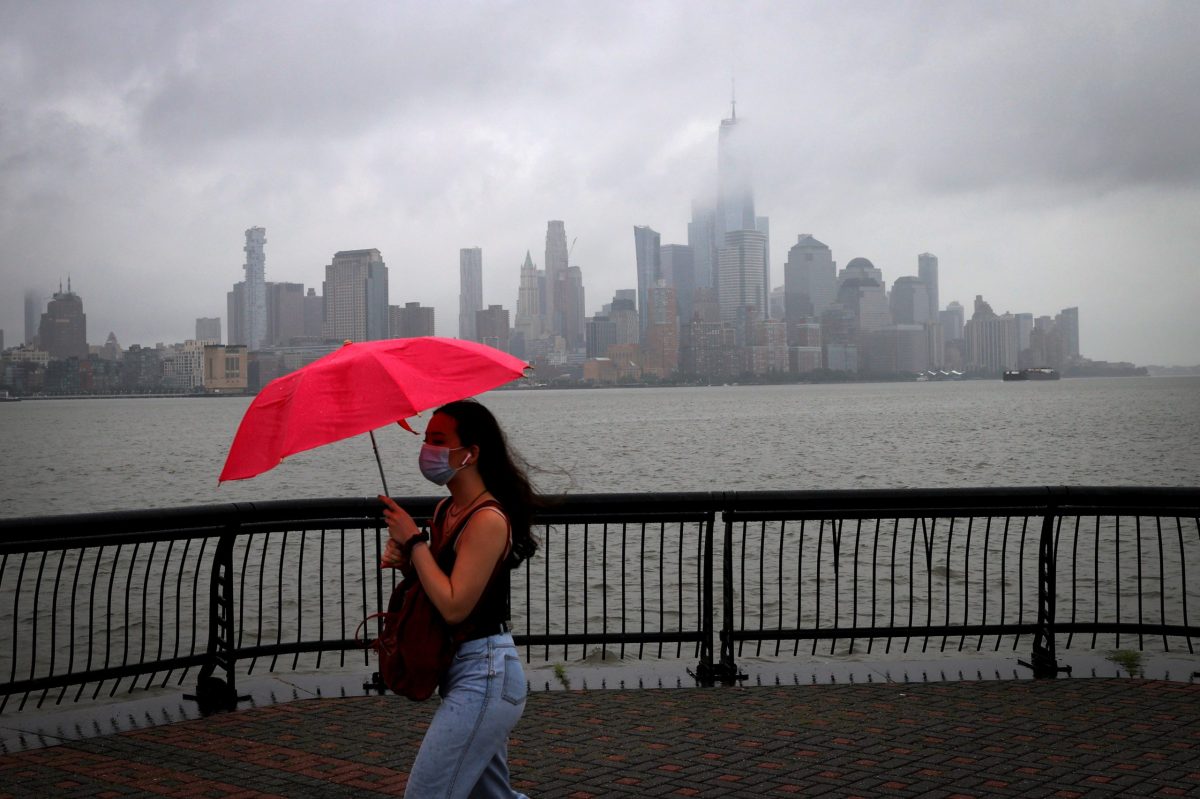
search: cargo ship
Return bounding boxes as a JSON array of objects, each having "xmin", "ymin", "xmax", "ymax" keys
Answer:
[{"xmin": 1002, "ymin": 368, "xmax": 1060, "ymax": 381}]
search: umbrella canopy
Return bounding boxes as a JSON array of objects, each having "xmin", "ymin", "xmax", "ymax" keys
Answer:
[{"xmin": 219, "ymin": 337, "xmax": 529, "ymax": 483}]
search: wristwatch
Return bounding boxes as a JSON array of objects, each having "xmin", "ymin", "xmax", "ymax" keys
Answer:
[{"xmin": 402, "ymin": 530, "xmax": 431, "ymax": 558}]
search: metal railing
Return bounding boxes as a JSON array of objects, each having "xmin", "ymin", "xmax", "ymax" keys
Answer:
[
  {"xmin": 1, "ymin": 487, "xmax": 1197, "ymax": 713},
  {"xmin": 715, "ymin": 487, "xmax": 1200, "ymax": 682}
]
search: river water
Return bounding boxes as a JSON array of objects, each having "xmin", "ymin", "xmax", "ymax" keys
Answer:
[
  {"xmin": 2, "ymin": 377, "xmax": 1198, "ymax": 695},
  {"xmin": 3, "ymin": 377, "xmax": 1199, "ymax": 519}
]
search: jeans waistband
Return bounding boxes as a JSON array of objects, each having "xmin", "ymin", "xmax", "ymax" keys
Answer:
[{"xmin": 459, "ymin": 622, "xmax": 508, "ymax": 642}]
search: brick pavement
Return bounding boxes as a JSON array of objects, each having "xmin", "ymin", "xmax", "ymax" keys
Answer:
[{"xmin": 2, "ymin": 680, "xmax": 1199, "ymax": 798}]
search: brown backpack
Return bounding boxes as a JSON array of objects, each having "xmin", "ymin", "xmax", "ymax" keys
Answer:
[{"xmin": 359, "ymin": 499, "xmax": 501, "ymax": 701}]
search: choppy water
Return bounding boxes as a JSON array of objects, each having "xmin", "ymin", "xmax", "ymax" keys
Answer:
[
  {"xmin": 2, "ymin": 378, "xmax": 1199, "ymax": 698},
  {"xmin": 2, "ymin": 377, "xmax": 1199, "ymax": 519}
]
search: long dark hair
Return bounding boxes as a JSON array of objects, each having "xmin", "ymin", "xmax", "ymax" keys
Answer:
[{"xmin": 435, "ymin": 399, "xmax": 538, "ymax": 565}]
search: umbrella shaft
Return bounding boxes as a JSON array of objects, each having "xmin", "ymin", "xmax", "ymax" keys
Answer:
[{"xmin": 369, "ymin": 430, "xmax": 390, "ymax": 496}]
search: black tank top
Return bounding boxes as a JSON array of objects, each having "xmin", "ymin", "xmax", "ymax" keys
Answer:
[{"xmin": 432, "ymin": 498, "xmax": 511, "ymax": 640}]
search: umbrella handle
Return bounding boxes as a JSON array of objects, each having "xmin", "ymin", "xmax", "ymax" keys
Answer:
[{"xmin": 369, "ymin": 430, "xmax": 389, "ymax": 497}]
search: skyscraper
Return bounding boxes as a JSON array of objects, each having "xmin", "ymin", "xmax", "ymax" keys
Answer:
[
  {"xmin": 659, "ymin": 244, "xmax": 695, "ymax": 325},
  {"xmin": 717, "ymin": 103, "xmax": 755, "ymax": 241},
  {"xmin": 839, "ymin": 256, "xmax": 885, "ymax": 288},
  {"xmin": 769, "ymin": 286, "xmax": 786, "ymax": 320},
  {"xmin": 633, "ymin": 225, "xmax": 661, "ymax": 340},
  {"xmin": 746, "ymin": 318, "xmax": 788, "ymax": 375},
  {"xmin": 690, "ymin": 286, "xmax": 721, "ymax": 324},
  {"xmin": 964, "ymin": 295, "xmax": 1018, "ymax": 372},
  {"xmin": 196, "ymin": 318, "xmax": 222, "ymax": 344},
  {"xmin": 691, "ymin": 95, "xmax": 761, "ymax": 311},
  {"xmin": 1015, "ymin": 312, "xmax": 1034, "ymax": 352},
  {"xmin": 643, "ymin": 282, "xmax": 679, "ymax": 377},
  {"xmin": 227, "ymin": 283, "xmax": 245, "ymax": 346},
  {"xmin": 717, "ymin": 229, "xmax": 767, "ymax": 326},
  {"xmin": 303, "ymin": 288, "xmax": 323, "ymax": 338},
  {"xmin": 1058, "ymin": 307, "xmax": 1080, "ymax": 360},
  {"xmin": 390, "ymin": 302, "xmax": 435, "ymax": 338},
  {"xmin": 784, "ymin": 235, "xmax": 837, "ymax": 321},
  {"xmin": 266, "ymin": 282, "xmax": 306, "ymax": 346},
  {"xmin": 459, "ymin": 247, "xmax": 483, "ymax": 341},
  {"xmin": 545, "ymin": 221, "xmax": 569, "ymax": 339},
  {"xmin": 537, "ymin": 269, "xmax": 549, "ymax": 319},
  {"xmin": 513, "ymin": 251, "xmax": 542, "ymax": 357},
  {"xmin": 755, "ymin": 216, "xmax": 770, "ymax": 317},
  {"xmin": 585, "ymin": 315, "xmax": 618, "ymax": 359},
  {"xmin": 1030, "ymin": 315, "xmax": 1068, "ymax": 369},
  {"xmin": 836, "ymin": 258, "xmax": 891, "ymax": 333},
  {"xmin": 917, "ymin": 253, "xmax": 939, "ymax": 323},
  {"xmin": 940, "ymin": 301, "xmax": 965, "ymax": 341},
  {"xmin": 37, "ymin": 279, "xmax": 87, "ymax": 359},
  {"xmin": 23, "ymin": 289, "xmax": 39, "ymax": 345},
  {"xmin": 242, "ymin": 227, "xmax": 268, "ymax": 351},
  {"xmin": 475, "ymin": 305, "xmax": 511, "ymax": 353},
  {"xmin": 565, "ymin": 265, "xmax": 586, "ymax": 350},
  {"xmin": 889, "ymin": 276, "xmax": 931, "ymax": 325},
  {"xmin": 687, "ymin": 202, "xmax": 718, "ymax": 291},
  {"xmin": 322, "ymin": 249, "xmax": 389, "ymax": 342},
  {"xmin": 608, "ymin": 295, "xmax": 639, "ymax": 347}
]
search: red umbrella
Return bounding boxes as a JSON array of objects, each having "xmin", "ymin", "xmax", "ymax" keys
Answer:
[{"xmin": 219, "ymin": 337, "xmax": 529, "ymax": 488}]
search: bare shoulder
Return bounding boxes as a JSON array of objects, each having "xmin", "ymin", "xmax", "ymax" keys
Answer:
[{"xmin": 457, "ymin": 506, "xmax": 508, "ymax": 554}]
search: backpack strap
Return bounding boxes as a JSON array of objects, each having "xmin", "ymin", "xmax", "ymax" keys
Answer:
[
  {"xmin": 436, "ymin": 499, "xmax": 504, "ymax": 560},
  {"xmin": 430, "ymin": 497, "xmax": 451, "ymax": 547}
]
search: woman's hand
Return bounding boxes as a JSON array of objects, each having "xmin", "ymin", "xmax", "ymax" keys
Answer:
[
  {"xmin": 380, "ymin": 537, "xmax": 404, "ymax": 569},
  {"xmin": 379, "ymin": 495, "xmax": 420, "ymax": 545}
]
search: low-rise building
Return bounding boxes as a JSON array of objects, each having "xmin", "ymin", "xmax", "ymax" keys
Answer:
[
  {"xmin": 582, "ymin": 357, "xmax": 619, "ymax": 384},
  {"xmin": 161, "ymin": 340, "xmax": 206, "ymax": 391},
  {"xmin": 204, "ymin": 345, "xmax": 248, "ymax": 393}
]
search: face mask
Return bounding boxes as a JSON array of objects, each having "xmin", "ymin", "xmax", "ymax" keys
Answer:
[{"xmin": 418, "ymin": 444, "xmax": 469, "ymax": 486}]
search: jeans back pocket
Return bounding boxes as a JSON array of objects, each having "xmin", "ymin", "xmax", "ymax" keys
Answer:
[{"xmin": 501, "ymin": 654, "xmax": 527, "ymax": 705}]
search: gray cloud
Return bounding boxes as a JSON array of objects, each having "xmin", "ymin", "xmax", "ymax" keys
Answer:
[{"xmin": 2, "ymin": 0, "xmax": 1198, "ymax": 364}]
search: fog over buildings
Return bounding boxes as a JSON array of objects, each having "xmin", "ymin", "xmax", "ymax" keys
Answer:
[{"xmin": 1, "ymin": 1, "xmax": 1199, "ymax": 366}]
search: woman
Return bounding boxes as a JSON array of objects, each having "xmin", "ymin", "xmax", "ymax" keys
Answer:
[{"xmin": 379, "ymin": 399, "xmax": 537, "ymax": 799}]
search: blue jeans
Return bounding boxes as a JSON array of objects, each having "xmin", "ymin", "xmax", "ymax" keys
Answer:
[{"xmin": 405, "ymin": 633, "xmax": 529, "ymax": 798}]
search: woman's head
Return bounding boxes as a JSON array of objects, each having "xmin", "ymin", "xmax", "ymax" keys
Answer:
[
  {"xmin": 430, "ymin": 399, "xmax": 538, "ymax": 564},
  {"xmin": 428, "ymin": 400, "xmax": 505, "ymax": 471}
]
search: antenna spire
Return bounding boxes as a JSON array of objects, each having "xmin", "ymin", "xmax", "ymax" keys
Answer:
[{"xmin": 730, "ymin": 74, "xmax": 737, "ymax": 120}]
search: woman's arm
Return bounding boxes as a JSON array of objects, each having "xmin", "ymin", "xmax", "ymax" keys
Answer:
[
  {"xmin": 380, "ymin": 495, "xmax": 506, "ymax": 624},
  {"xmin": 410, "ymin": 511, "xmax": 506, "ymax": 624}
]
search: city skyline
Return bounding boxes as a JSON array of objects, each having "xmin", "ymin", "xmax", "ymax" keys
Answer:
[
  {"xmin": 2, "ymin": 2, "xmax": 1199, "ymax": 366},
  {"xmin": 0, "ymin": 112, "xmax": 1151, "ymax": 379}
]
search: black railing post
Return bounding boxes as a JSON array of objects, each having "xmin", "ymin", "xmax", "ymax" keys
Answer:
[
  {"xmin": 717, "ymin": 504, "xmax": 743, "ymax": 682},
  {"xmin": 186, "ymin": 526, "xmax": 248, "ymax": 712},
  {"xmin": 365, "ymin": 511, "xmax": 390, "ymax": 693},
  {"xmin": 693, "ymin": 496, "xmax": 744, "ymax": 684},
  {"xmin": 1021, "ymin": 492, "xmax": 1071, "ymax": 678},
  {"xmin": 692, "ymin": 508, "xmax": 717, "ymax": 682}
]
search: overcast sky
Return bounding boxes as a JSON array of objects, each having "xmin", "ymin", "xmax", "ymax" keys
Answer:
[{"xmin": 2, "ymin": 0, "xmax": 1198, "ymax": 365}]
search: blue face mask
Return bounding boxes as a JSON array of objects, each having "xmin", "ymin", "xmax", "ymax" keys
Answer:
[{"xmin": 418, "ymin": 444, "xmax": 468, "ymax": 486}]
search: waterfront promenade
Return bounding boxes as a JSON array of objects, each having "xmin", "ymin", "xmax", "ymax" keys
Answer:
[{"xmin": 3, "ymin": 676, "xmax": 1199, "ymax": 798}]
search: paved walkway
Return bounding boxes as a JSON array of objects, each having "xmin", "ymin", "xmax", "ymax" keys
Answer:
[{"xmin": 2, "ymin": 679, "xmax": 1199, "ymax": 798}]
